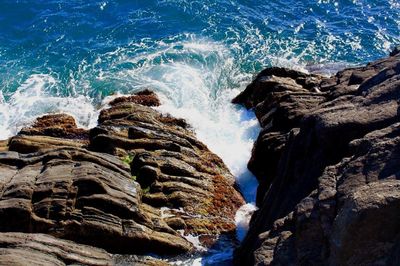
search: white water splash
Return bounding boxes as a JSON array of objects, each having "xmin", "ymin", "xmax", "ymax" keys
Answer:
[
  {"xmin": 0, "ymin": 36, "xmax": 321, "ymax": 265},
  {"xmin": 178, "ymin": 230, "xmax": 207, "ymax": 253},
  {"xmin": 235, "ymin": 203, "xmax": 258, "ymax": 242},
  {"xmin": 0, "ymin": 74, "xmax": 98, "ymax": 139},
  {"xmin": 99, "ymin": 36, "xmax": 262, "ymax": 202}
]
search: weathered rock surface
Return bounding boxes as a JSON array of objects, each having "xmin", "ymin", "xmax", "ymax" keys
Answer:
[
  {"xmin": 9, "ymin": 113, "xmax": 90, "ymax": 153},
  {"xmin": 91, "ymin": 91, "xmax": 244, "ymax": 239},
  {"xmin": 0, "ymin": 232, "xmax": 168, "ymax": 266},
  {"xmin": 233, "ymin": 49, "xmax": 400, "ymax": 265},
  {"xmin": 0, "ymin": 90, "xmax": 244, "ymax": 264},
  {"xmin": 108, "ymin": 89, "xmax": 161, "ymax": 107},
  {"xmin": 0, "ymin": 232, "xmax": 113, "ymax": 266}
]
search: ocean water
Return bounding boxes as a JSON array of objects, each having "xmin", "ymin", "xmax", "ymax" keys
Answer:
[{"xmin": 0, "ymin": 0, "xmax": 399, "ymax": 264}]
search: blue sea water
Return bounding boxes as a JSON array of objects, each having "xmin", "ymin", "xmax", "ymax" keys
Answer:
[{"xmin": 0, "ymin": 0, "xmax": 399, "ymax": 264}]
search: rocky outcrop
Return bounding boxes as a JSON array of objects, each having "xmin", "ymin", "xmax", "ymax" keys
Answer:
[
  {"xmin": 0, "ymin": 91, "xmax": 244, "ymax": 264},
  {"xmin": 0, "ymin": 232, "xmax": 113, "ymax": 266},
  {"xmin": 233, "ymin": 49, "xmax": 400, "ymax": 265},
  {"xmin": 108, "ymin": 89, "xmax": 161, "ymax": 107},
  {"xmin": 91, "ymin": 91, "xmax": 244, "ymax": 239},
  {"xmin": 9, "ymin": 113, "xmax": 89, "ymax": 153},
  {"xmin": 0, "ymin": 232, "xmax": 168, "ymax": 266}
]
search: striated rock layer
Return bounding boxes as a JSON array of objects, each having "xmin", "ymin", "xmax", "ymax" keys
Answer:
[
  {"xmin": 233, "ymin": 49, "xmax": 400, "ymax": 265},
  {"xmin": 0, "ymin": 91, "xmax": 244, "ymax": 264}
]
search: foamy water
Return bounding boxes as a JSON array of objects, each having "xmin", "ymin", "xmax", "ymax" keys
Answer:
[
  {"xmin": 1, "ymin": 0, "xmax": 399, "ymax": 264},
  {"xmin": 0, "ymin": 74, "xmax": 99, "ymax": 139}
]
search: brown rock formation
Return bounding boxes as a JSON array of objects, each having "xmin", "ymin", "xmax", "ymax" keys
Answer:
[
  {"xmin": 0, "ymin": 232, "xmax": 113, "ymax": 266},
  {"xmin": 91, "ymin": 91, "xmax": 244, "ymax": 239},
  {"xmin": 0, "ymin": 232, "xmax": 168, "ymax": 266},
  {"xmin": 0, "ymin": 90, "xmax": 244, "ymax": 264},
  {"xmin": 233, "ymin": 49, "xmax": 400, "ymax": 265},
  {"xmin": 9, "ymin": 113, "xmax": 90, "ymax": 153},
  {"xmin": 108, "ymin": 89, "xmax": 161, "ymax": 107}
]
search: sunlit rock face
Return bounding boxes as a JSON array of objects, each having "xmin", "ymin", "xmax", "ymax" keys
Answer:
[{"xmin": 0, "ymin": 90, "xmax": 244, "ymax": 262}]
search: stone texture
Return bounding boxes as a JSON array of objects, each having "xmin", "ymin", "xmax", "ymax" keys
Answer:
[
  {"xmin": 233, "ymin": 49, "xmax": 400, "ymax": 265},
  {"xmin": 0, "ymin": 232, "xmax": 169, "ymax": 266},
  {"xmin": 0, "ymin": 147, "xmax": 191, "ymax": 255},
  {"xmin": 9, "ymin": 114, "xmax": 89, "ymax": 153},
  {"xmin": 91, "ymin": 92, "xmax": 244, "ymax": 241},
  {"xmin": 0, "ymin": 90, "xmax": 245, "ymax": 263},
  {"xmin": 0, "ymin": 232, "xmax": 113, "ymax": 266},
  {"xmin": 108, "ymin": 89, "xmax": 161, "ymax": 107},
  {"xmin": 19, "ymin": 113, "xmax": 89, "ymax": 140}
]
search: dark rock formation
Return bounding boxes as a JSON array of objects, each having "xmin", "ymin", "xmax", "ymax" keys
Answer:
[
  {"xmin": 0, "ymin": 147, "xmax": 191, "ymax": 255},
  {"xmin": 0, "ymin": 91, "xmax": 244, "ymax": 264},
  {"xmin": 233, "ymin": 49, "xmax": 400, "ymax": 265}
]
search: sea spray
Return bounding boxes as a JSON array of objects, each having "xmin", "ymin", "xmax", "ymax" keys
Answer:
[
  {"xmin": 0, "ymin": 74, "xmax": 99, "ymax": 139},
  {"xmin": 2, "ymin": 74, "xmax": 57, "ymax": 136},
  {"xmin": 0, "ymin": 1, "xmax": 399, "ymax": 264}
]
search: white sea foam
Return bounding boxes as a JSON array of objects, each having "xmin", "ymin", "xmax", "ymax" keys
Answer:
[
  {"xmin": 235, "ymin": 203, "xmax": 258, "ymax": 242},
  {"xmin": 0, "ymin": 35, "xmax": 313, "ymax": 265},
  {"xmin": 0, "ymin": 74, "xmax": 98, "ymax": 139},
  {"xmin": 178, "ymin": 230, "xmax": 207, "ymax": 253},
  {"xmin": 171, "ymin": 248, "xmax": 234, "ymax": 266},
  {"xmin": 93, "ymin": 39, "xmax": 263, "ymax": 262},
  {"xmin": 156, "ymin": 84, "xmax": 260, "ymax": 203},
  {"xmin": 0, "ymin": 37, "xmax": 316, "ymax": 260},
  {"xmin": 93, "ymin": 36, "xmax": 262, "ymax": 204},
  {"xmin": 0, "ymin": 1, "xmax": 399, "ymax": 265}
]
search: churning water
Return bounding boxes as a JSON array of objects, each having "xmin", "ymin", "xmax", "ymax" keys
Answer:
[{"xmin": 0, "ymin": 0, "xmax": 399, "ymax": 264}]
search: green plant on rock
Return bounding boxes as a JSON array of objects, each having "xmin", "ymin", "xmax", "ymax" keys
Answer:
[
  {"xmin": 122, "ymin": 154, "xmax": 134, "ymax": 166},
  {"xmin": 131, "ymin": 175, "xmax": 137, "ymax": 181}
]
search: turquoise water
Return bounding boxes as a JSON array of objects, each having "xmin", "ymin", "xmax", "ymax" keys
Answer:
[
  {"xmin": 0, "ymin": 0, "xmax": 399, "ymax": 137},
  {"xmin": 0, "ymin": 0, "xmax": 398, "ymax": 167},
  {"xmin": 0, "ymin": 1, "xmax": 399, "ymax": 263}
]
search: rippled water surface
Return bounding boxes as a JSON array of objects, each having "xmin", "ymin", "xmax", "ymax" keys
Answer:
[{"xmin": 0, "ymin": 0, "xmax": 399, "ymax": 264}]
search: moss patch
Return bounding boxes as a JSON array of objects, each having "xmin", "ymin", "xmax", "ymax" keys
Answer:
[{"xmin": 122, "ymin": 154, "xmax": 134, "ymax": 166}]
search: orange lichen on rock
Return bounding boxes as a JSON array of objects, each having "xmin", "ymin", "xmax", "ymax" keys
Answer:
[{"xmin": 109, "ymin": 89, "xmax": 161, "ymax": 107}]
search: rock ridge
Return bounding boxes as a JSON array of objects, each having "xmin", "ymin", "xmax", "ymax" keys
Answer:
[
  {"xmin": 233, "ymin": 49, "xmax": 400, "ymax": 265},
  {"xmin": 0, "ymin": 90, "xmax": 244, "ymax": 265}
]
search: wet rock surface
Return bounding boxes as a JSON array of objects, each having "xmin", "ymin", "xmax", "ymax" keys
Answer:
[
  {"xmin": 233, "ymin": 50, "xmax": 400, "ymax": 265},
  {"xmin": 0, "ymin": 91, "xmax": 244, "ymax": 264}
]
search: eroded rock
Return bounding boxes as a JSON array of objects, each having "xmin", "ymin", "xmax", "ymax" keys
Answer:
[
  {"xmin": 0, "ymin": 232, "xmax": 169, "ymax": 266},
  {"xmin": 9, "ymin": 114, "xmax": 89, "ymax": 153},
  {"xmin": 91, "ymin": 93, "xmax": 244, "ymax": 243},
  {"xmin": 0, "ymin": 90, "xmax": 245, "ymax": 263},
  {"xmin": 0, "ymin": 232, "xmax": 113, "ymax": 266},
  {"xmin": 233, "ymin": 49, "xmax": 400, "ymax": 265},
  {"xmin": 0, "ymin": 147, "xmax": 191, "ymax": 255}
]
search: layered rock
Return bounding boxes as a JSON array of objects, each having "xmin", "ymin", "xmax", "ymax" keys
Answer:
[
  {"xmin": 0, "ymin": 91, "xmax": 244, "ymax": 264},
  {"xmin": 0, "ymin": 232, "xmax": 168, "ymax": 266},
  {"xmin": 9, "ymin": 113, "xmax": 89, "ymax": 153},
  {"xmin": 0, "ymin": 232, "xmax": 113, "ymax": 266},
  {"xmin": 91, "ymin": 91, "xmax": 244, "ymax": 240},
  {"xmin": 233, "ymin": 49, "xmax": 400, "ymax": 265}
]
